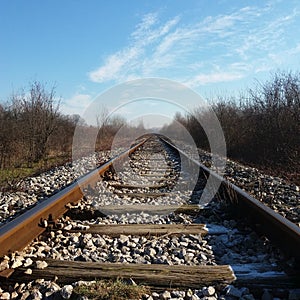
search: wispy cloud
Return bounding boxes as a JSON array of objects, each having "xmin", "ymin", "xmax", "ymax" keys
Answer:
[
  {"xmin": 89, "ymin": 47, "xmax": 140, "ymax": 82},
  {"xmin": 61, "ymin": 93, "xmax": 93, "ymax": 115},
  {"xmin": 89, "ymin": 3, "xmax": 300, "ymax": 87},
  {"xmin": 185, "ymin": 72, "xmax": 244, "ymax": 87},
  {"xmin": 89, "ymin": 13, "xmax": 180, "ymax": 83}
]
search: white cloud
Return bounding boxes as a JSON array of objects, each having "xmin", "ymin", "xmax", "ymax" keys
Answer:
[
  {"xmin": 60, "ymin": 93, "xmax": 93, "ymax": 116},
  {"xmin": 268, "ymin": 43, "xmax": 300, "ymax": 66},
  {"xmin": 88, "ymin": 3, "xmax": 300, "ymax": 88},
  {"xmin": 185, "ymin": 72, "xmax": 244, "ymax": 87},
  {"xmin": 288, "ymin": 43, "xmax": 300, "ymax": 55},
  {"xmin": 235, "ymin": 8, "xmax": 300, "ymax": 60},
  {"xmin": 89, "ymin": 14, "xmax": 180, "ymax": 83},
  {"xmin": 131, "ymin": 13, "xmax": 158, "ymax": 41},
  {"xmin": 89, "ymin": 47, "xmax": 141, "ymax": 82}
]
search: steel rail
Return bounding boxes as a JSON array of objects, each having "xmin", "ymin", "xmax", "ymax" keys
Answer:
[
  {"xmin": 0, "ymin": 138, "xmax": 148, "ymax": 257},
  {"xmin": 159, "ymin": 136, "xmax": 300, "ymax": 262}
]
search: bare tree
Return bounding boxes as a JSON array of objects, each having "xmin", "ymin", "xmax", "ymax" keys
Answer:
[
  {"xmin": 11, "ymin": 81, "xmax": 60, "ymax": 165},
  {"xmin": 161, "ymin": 71, "xmax": 300, "ymax": 174}
]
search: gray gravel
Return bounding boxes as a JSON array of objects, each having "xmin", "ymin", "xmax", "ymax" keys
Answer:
[
  {"xmin": 0, "ymin": 279, "xmax": 263, "ymax": 300},
  {"xmin": 0, "ymin": 137, "xmax": 297, "ymax": 299},
  {"xmin": 0, "ymin": 151, "xmax": 114, "ymax": 226},
  {"xmin": 22, "ymin": 231, "xmax": 215, "ymax": 266},
  {"xmin": 177, "ymin": 142, "xmax": 299, "ymax": 226}
]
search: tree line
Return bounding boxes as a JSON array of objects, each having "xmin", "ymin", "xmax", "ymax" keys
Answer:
[
  {"xmin": 1, "ymin": 71, "xmax": 299, "ymax": 183},
  {"xmin": 0, "ymin": 81, "xmax": 145, "ymax": 173},
  {"xmin": 161, "ymin": 71, "xmax": 300, "ymax": 173},
  {"xmin": 0, "ymin": 82, "xmax": 63, "ymax": 169}
]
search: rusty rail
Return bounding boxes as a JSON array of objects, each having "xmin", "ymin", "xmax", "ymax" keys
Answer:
[
  {"xmin": 1, "ymin": 134, "xmax": 299, "ymax": 263},
  {"xmin": 159, "ymin": 136, "xmax": 300, "ymax": 262},
  {"xmin": 0, "ymin": 138, "xmax": 148, "ymax": 257}
]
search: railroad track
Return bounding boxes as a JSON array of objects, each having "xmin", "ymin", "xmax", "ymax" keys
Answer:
[{"xmin": 0, "ymin": 134, "xmax": 299, "ymax": 299}]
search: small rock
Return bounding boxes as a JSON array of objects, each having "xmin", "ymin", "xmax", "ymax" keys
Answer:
[
  {"xmin": 64, "ymin": 224, "xmax": 72, "ymax": 230},
  {"xmin": 35, "ymin": 279, "xmax": 45, "ymax": 284},
  {"xmin": 171, "ymin": 290, "xmax": 185, "ymax": 298},
  {"xmin": 128, "ymin": 278, "xmax": 137, "ymax": 286},
  {"xmin": 203, "ymin": 286, "xmax": 215, "ymax": 296},
  {"xmin": 71, "ymin": 236, "xmax": 79, "ymax": 243},
  {"xmin": 17, "ymin": 283, "xmax": 26, "ymax": 294},
  {"xmin": 30, "ymin": 289, "xmax": 43, "ymax": 300},
  {"xmin": 180, "ymin": 241, "xmax": 189, "ymax": 247},
  {"xmin": 261, "ymin": 289, "xmax": 273, "ymax": 300},
  {"xmin": 186, "ymin": 289, "xmax": 194, "ymax": 298},
  {"xmin": 0, "ymin": 260, "xmax": 9, "ymax": 271},
  {"xmin": 75, "ymin": 280, "xmax": 96, "ymax": 287},
  {"xmin": 24, "ymin": 268, "xmax": 32, "ymax": 275},
  {"xmin": 45, "ymin": 291, "xmax": 55, "ymax": 297},
  {"xmin": 10, "ymin": 291, "xmax": 18, "ymax": 299},
  {"xmin": 60, "ymin": 285, "xmax": 73, "ymax": 299},
  {"xmin": 292, "ymin": 185, "xmax": 299, "ymax": 192},
  {"xmin": 200, "ymin": 253, "xmax": 208, "ymax": 261},
  {"xmin": 47, "ymin": 281, "xmax": 61, "ymax": 293},
  {"xmin": 225, "ymin": 285, "xmax": 243, "ymax": 298},
  {"xmin": 119, "ymin": 234, "xmax": 129, "ymax": 244},
  {"xmin": 0, "ymin": 293, "xmax": 10, "ymax": 300},
  {"xmin": 35, "ymin": 260, "xmax": 48, "ymax": 269},
  {"xmin": 23, "ymin": 258, "xmax": 33, "ymax": 267},
  {"xmin": 160, "ymin": 290, "xmax": 171, "ymax": 299},
  {"xmin": 11, "ymin": 258, "xmax": 23, "ymax": 269},
  {"xmin": 146, "ymin": 248, "xmax": 156, "ymax": 257},
  {"xmin": 20, "ymin": 291, "xmax": 30, "ymax": 300},
  {"xmin": 152, "ymin": 292, "xmax": 160, "ymax": 300}
]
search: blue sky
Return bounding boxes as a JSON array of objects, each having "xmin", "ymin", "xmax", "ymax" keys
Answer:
[{"xmin": 1, "ymin": 0, "xmax": 300, "ymax": 125}]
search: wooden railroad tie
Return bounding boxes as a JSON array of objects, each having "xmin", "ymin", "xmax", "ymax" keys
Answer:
[
  {"xmin": 139, "ymin": 173, "xmax": 167, "ymax": 177},
  {"xmin": 66, "ymin": 204, "xmax": 201, "ymax": 220},
  {"xmin": 113, "ymin": 191, "xmax": 168, "ymax": 198},
  {"xmin": 97, "ymin": 204, "xmax": 201, "ymax": 215},
  {"xmin": 67, "ymin": 223, "xmax": 207, "ymax": 237},
  {"xmin": 108, "ymin": 183, "xmax": 168, "ymax": 189},
  {"xmin": 7, "ymin": 260, "xmax": 236, "ymax": 288}
]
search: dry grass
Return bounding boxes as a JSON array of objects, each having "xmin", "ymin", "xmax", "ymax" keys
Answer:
[
  {"xmin": 0, "ymin": 154, "xmax": 70, "ymax": 192},
  {"xmin": 72, "ymin": 279, "xmax": 150, "ymax": 300}
]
